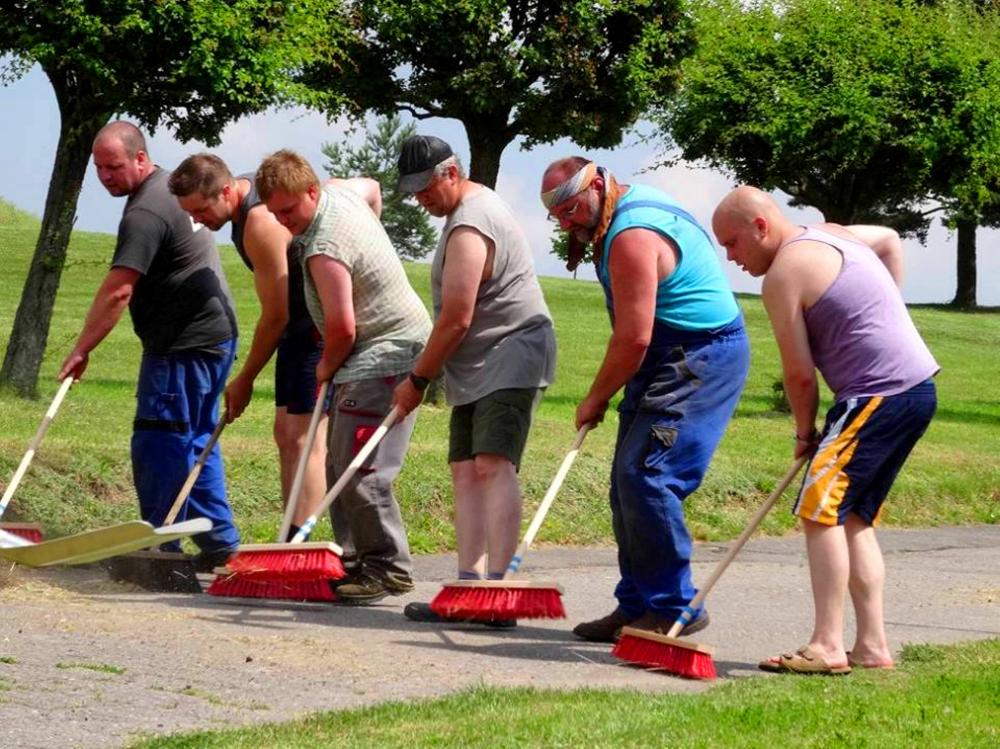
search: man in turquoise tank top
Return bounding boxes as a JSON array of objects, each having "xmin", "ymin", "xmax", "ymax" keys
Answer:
[
  {"xmin": 713, "ymin": 186, "xmax": 938, "ymax": 674},
  {"xmin": 540, "ymin": 157, "xmax": 750, "ymax": 642}
]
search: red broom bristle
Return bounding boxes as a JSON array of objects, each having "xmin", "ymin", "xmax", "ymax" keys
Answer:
[
  {"xmin": 207, "ymin": 575, "xmax": 336, "ymax": 602},
  {"xmin": 4, "ymin": 526, "xmax": 44, "ymax": 543},
  {"xmin": 431, "ymin": 584, "xmax": 565, "ymax": 620},
  {"xmin": 612, "ymin": 633, "xmax": 717, "ymax": 680},
  {"xmin": 223, "ymin": 549, "xmax": 345, "ymax": 582}
]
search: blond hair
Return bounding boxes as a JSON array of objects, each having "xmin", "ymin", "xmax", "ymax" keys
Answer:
[{"xmin": 255, "ymin": 149, "xmax": 320, "ymax": 202}]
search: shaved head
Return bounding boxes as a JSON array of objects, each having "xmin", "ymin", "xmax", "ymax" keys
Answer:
[
  {"xmin": 541, "ymin": 156, "xmax": 591, "ymax": 194},
  {"xmin": 712, "ymin": 186, "xmax": 798, "ymax": 277},
  {"xmin": 93, "ymin": 121, "xmax": 147, "ymax": 158}
]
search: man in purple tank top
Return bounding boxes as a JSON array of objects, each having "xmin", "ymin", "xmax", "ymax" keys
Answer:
[{"xmin": 713, "ymin": 186, "xmax": 938, "ymax": 675}]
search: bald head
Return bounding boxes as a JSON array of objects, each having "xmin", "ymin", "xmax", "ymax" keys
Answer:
[
  {"xmin": 712, "ymin": 186, "xmax": 796, "ymax": 277},
  {"xmin": 93, "ymin": 121, "xmax": 147, "ymax": 158},
  {"xmin": 92, "ymin": 121, "xmax": 152, "ymax": 197}
]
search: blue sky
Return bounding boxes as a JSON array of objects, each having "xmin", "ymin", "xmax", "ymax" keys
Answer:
[{"xmin": 2, "ymin": 64, "xmax": 996, "ymax": 304}]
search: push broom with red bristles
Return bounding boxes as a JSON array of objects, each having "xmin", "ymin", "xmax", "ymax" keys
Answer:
[
  {"xmin": 208, "ymin": 382, "xmax": 344, "ymax": 601},
  {"xmin": 612, "ymin": 456, "xmax": 809, "ymax": 680},
  {"xmin": 208, "ymin": 398, "xmax": 401, "ymax": 601},
  {"xmin": 430, "ymin": 422, "xmax": 594, "ymax": 621},
  {"xmin": 0, "ymin": 376, "xmax": 74, "ymax": 542}
]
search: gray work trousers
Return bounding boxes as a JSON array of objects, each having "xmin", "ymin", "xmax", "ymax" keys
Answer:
[{"xmin": 327, "ymin": 372, "xmax": 415, "ymax": 581}]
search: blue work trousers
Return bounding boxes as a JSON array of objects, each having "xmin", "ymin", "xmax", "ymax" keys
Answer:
[
  {"xmin": 132, "ymin": 339, "xmax": 240, "ymax": 553},
  {"xmin": 611, "ymin": 317, "xmax": 749, "ymax": 620}
]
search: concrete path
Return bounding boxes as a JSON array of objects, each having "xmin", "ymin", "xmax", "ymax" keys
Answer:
[{"xmin": 0, "ymin": 526, "xmax": 997, "ymax": 748}]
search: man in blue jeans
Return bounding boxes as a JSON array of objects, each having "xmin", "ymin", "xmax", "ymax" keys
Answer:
[
  {"xmin": 540, "ymin": 157, "xmax": 749, "ymax": 641},
  {"xmin": 59, "ymin": 121, "xmax": 240, "ymax": 568}
]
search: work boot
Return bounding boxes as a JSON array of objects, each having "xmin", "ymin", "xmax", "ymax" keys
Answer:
[
  {"xmin": 335, "ymin": 570, "xmax": 414, "ymax": 605},
  {"xmin": 192, "ymin": 545, "xmax": 237, "ymax": 573},
  {"xmin": 403, "ymin": 601, "xmax": 516, "ymax": 629},
  {"xmin": 627, "ymin": 610, "xmax": 711, "ymax": 637},
  {"xmin": 572, "ymin": 608, "xmax": 635, "ymax": 643},
  {"xmin": 334, "ymin": 572, "xmax": 390, "ymax": 605}
]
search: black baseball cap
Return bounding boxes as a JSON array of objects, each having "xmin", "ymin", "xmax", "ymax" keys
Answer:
[{"xmin": 397, "ymin": 135, "xmax": 454, "ymax": 193}]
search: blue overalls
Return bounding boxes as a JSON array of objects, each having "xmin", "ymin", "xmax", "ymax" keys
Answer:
[{"xmin": 598, "ymin": 186, "xmax": 750, "ymax": 621}]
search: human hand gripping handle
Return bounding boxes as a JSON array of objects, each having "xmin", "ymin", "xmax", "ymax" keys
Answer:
[
  {"xmin": 664, "ymin": 456, "xmax": 809, "ymax": 638},
  {"xmin": 0, "ymin": 377, "xmax": 74, "ymax": 519},
  {"xmin": 290, "ymin": 406, "xmax": 402, "ymax": 543},
  {"xmin": 505, "ymin": 422, "xmax": 594, "ymax": 577}
]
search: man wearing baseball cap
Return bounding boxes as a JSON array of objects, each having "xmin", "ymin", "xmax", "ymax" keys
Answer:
[{"xmin": 393, "ymin": 135, "xmax": 557, "ymax": 626}]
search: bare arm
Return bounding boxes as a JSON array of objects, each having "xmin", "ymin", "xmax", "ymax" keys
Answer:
[
  {"xmin": 576, "ymin": 229, "xmax": 674, "ymax": 430},
  {"xmin": 392, "ymin": 226, "xmax": 487, "ymax": 415},
  {"xmin": 58, "ymin": 266, "xmax": 141, "ymax": 381},
  {"xmin": 762, "ymin": 258, "xmax": 820, "ymax": 457},
  {"xmin": 327, "ymin": 177, "xmax": 383, "ymax": 218},
  {"xmin": 307, "ymin": 254, "xmax": 356, "ymax": 383},
  {"xmin": 845, "ymin": 224, "xmax": 904, "ymax": 287},
  {"xmin": 223, "ymin": 210, "xmax": 293, "ymax": 420}
]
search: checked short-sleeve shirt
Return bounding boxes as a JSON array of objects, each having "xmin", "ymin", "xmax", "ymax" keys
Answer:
[{"xmin": 298, "ymin": 184, "xmax": 430, "ymax": 384}]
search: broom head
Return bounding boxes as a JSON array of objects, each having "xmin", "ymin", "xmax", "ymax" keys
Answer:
[
  {"xmin": 207, "ymin": 573, "xmax": 336, "ymax": 602},
  {"xmin": 612, "ymin": 626, "xmax": 717, "ymax": 680},
  {"xmin": 431, "ymin": 579, "xmax": 565, "ymax": 620},
  {"xmin": 0, "ymin": 522, "xmax": 44, "ymax": 543},
  {"xmin": 219, "ymin": 542, "xmax": 346, "ymax": 582}
]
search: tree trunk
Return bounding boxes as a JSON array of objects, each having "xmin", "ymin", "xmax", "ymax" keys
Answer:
[
  {"xmin": 463, "ymin": 122, "xmax": 513, "ymax": 190},
  {"xmin": 0, "ymin": 113, "xmax": 106, "ymax": 397},
  {"xmin": 951, "ymin": 218, "xmax": 977, "ymax": 309}
]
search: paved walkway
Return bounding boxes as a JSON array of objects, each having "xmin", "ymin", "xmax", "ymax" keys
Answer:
[{"xmin": 0, "ymin": 526, "xmax": 997, "ymax": 748}]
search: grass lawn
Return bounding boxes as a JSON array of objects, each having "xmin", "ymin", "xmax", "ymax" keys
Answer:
[
  {"xmin": 1, "ymin": 198, "xmax": 998, "ymax": 549},
  {"xmin": 128, "ymin": 639, "xmax": 1000, "ymax": 748}
]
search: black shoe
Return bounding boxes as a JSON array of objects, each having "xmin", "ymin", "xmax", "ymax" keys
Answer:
[
  {"xmin": 334, "ymin": 572, "xmax": 391, "ymax": 605},
  {"xmin": 193, "ymin": 546, "xmax": 237, "ymax": 573},
  {"xmin": 572, "ymin": 608, "xmax": 635, "ymax": 643},
  {"xmin": 627, "ymin": 610, "xmax": 711, "ymax": 638},
  {"xmin": 403, "ymin": 601, "xmax": 516, "ymax": 629}
]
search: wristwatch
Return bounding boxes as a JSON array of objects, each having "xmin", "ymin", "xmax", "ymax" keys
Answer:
[{"xmin": 408, "ymin": 372, "xmax": 430, "ymax": 392}]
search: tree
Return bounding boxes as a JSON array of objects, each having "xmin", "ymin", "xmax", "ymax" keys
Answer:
[
  {"xmin": 299, "ymin": 1, "xmax": 695, "ymax": 189},
  {"xmin": 0, "ymin": 1, "xmax": 348, "ymax": 396},
  {"xmin": 322, "ymin": 114, "xmax": 437, "ymax": 260},
  {"xmin": 657, "ymin": 0, "xmax": 1000, "ymax": 306}
]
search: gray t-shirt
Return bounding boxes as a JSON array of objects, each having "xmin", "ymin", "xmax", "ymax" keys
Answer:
[
  {"xmin": 433, "ymin": 186, "xmax": 556, "ymax": 405},
  {"xmin": 111, "ymin": 167, "xmax": 237, "ymax": 353}
]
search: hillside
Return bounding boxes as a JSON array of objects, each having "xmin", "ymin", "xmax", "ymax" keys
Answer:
[{"xmin": 0, "ymin": 203, "xmax": 997, "ymax": 548}]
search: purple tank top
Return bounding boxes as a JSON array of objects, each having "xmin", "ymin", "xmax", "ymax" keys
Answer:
[{"xmin": 789, "ymin": 227, "xmax": 939, "ymax": 401}]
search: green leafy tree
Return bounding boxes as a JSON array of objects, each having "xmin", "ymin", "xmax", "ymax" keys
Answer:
[
  {"xmin": 658, "ymin": 0, "xmax": 1000, "ymax": 307},
  {"xmin": 322, "ymin": 115, "xmax": 437, "ymax": 260},
  {"xmin": 299, "ymin": 0, "xmax": 695, "ymax": 189},
  {"xmin": 0, "ymin": 1, "xmax": 348, "ymax": 396}
]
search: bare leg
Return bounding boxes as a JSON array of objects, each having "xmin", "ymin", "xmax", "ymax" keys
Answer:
[
  {"xmin": 802, "ymin": 519, "xmax": 850, "ymax": 668},
  {"xmin": 845, "ymin": 514, "xmax": 894, "ymax": 667},
  {"xmin": 274, "ymin": 408, "xmax": 329, "ymax": 526},
  {"xmin": 451, "ymin": 460, "xmax": 487, "ymax": 577},
  {"xmin": 472, "ymin": 453, "xmax": 522, "ymax": 576}
]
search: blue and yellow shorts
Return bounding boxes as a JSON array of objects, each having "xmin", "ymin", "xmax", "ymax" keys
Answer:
[{"xmin": 794, "ymin": 379, "xmax": 936, "ymax": 526}]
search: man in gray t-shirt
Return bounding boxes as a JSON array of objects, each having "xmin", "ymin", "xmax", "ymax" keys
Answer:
[
  {"xmin": 58, "ymin": 121, "xmax": 239, "ymax": 565},
  {"xmin": 392, "ymin": 136, "xmax": 557, "ymax": 626}
]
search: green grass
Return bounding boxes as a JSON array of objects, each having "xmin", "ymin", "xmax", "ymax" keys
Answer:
[
  {"xmin": 55, "ymin": 661, "xmax": 127, "ymax": 675},
  {"xmin": 1, "ymin": 198, "xmax": 998, "ymax": 548},
  {"xmin": 129, "ymin": 639, "xmax": 1000, "ymax": 748},
  {"xmin": 0, "ymin": 656, "xmax": 16, "ymax": 664}
]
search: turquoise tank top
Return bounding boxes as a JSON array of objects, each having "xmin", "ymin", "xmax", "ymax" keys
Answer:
[{"xmin": 598, "ymin": 185, "xmax": 740, "ymax": 330}]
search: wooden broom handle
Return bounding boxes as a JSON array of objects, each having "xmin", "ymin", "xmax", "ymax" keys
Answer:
[
  {"xmin": 0, "ymin": 376, "xmax": 74, "ymax": 519},
  {"xmin": 505, "ymin": 422, "xmax": 593, "ymax": 577},
  {"xmin": 291, "ymin": 406, "xmax": 401, "ymax": 543},
  {"xmin": 666, "ymin": 455, "xmax": 809, "ymax": 639},
  {"xmin": 163, "ymin": 417, "xmax": 227, "ymax": 526},
  {"xmin": 276, "ymin": 381, "xmax": 330, "ymax": 542}
]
